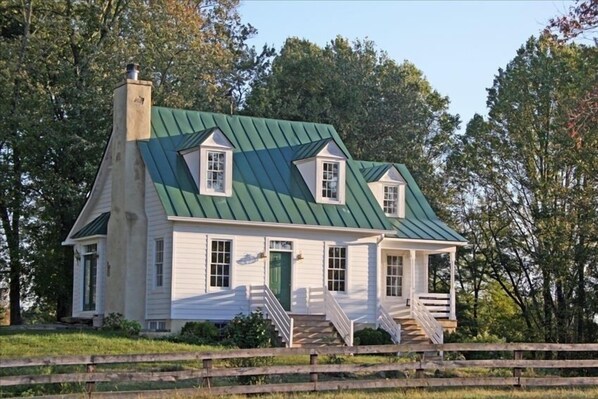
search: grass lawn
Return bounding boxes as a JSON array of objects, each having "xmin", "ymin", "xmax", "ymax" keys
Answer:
[
  {"xmin": 213, "ymin": 388, "xmax": 598, "ymax": 399},
  {"xmin": 0, "ymin": 328, "xmax": 216, "ymax": 358}
]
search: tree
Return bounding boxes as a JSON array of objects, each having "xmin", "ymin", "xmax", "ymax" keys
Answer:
[
  {"xmin": 449, "ymin": 36, "xmax": 598, "ymax": 342},
  {"xmin": 243, "ymin": 36, "xmax": 460, "ymax": 217},
  {"xmin": 0, "ymin": 0, "xmax": 263, "ymax": 323},
  {"xmin": 546, "ymin": 0, "xmax": 597, "ymax": 42}
]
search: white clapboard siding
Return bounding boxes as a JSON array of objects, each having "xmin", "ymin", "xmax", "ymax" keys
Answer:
[
  {"xmin": 330, "ymin": 242, "xmax": 377, "ymax": 324},
  {"xmin": 145, "ymin": 172, "xmax": 173, "ymax": 319},
  {"xmin": 414, "ymin": 253, "xmax": 428, "ymax": 294},
  {"xmin": 71, "ymin": 166, "xmax": 112, "ymax": 318},
  {"xmin": 170, "ymin": 222, "xmax": 378, "ymax": 322}
]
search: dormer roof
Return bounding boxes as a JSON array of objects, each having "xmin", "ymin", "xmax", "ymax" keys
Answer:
[
  {"xmin": 360, "ymin": 164, "xmax": 405, "ymax": 184},
  {"xmin": 176, "ymin": 127, "xmax": 234, "ymax": 153},
  {"xmin": 293, "ymin": 138, "xmax": 349, "ymax": 161}
]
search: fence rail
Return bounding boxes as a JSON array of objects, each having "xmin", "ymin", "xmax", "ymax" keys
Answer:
[{"xmin": 2, "ymin": 343, "xmax": 598, "ymax": 398}]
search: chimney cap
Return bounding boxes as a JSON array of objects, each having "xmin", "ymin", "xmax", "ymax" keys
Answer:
[{"xmin": 126, "ymin": 63, "xmax": 140, "ymax": 80}]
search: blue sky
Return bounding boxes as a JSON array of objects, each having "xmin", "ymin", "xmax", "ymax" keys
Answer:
[{"xmin": 240, "ymin": 0, "xmax": 572, "ymax": 128}]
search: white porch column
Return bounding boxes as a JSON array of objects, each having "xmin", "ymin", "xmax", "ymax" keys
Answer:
[
  {"xmin": 409, "ymin": 249, "xmax": 416, "ymax": 318},
  {"xmin": 449, "ymin": 250, "xmax": 456, "ymax": 320},
  {"xmin": 376, "ymin": 236, "xmax": 383, "ymax": 327}
]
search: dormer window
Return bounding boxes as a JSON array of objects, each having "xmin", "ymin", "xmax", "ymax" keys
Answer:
[
  {"xmin": 178, "ymin": 127, "xmax": 234, "ymax": 197},
  {"xmin": 383, "ymin": 185, "xmax": 398, "ymax": 214},
  {"xmin": 322, "ymin": 161, "xmax": 340, "ymax": 200},
  {"xmin": 206, "ymin": 151, "xmax": 225, "ymax": 193},
  {"xmin": 361, "ymin": 164, "xmax": 406, "ymax": 218},
  {"xmin": 294, "ymin": 139, "xmax": 348, "ymax": 205}
]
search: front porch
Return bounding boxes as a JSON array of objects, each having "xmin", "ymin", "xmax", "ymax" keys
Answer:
[
  {"xmin": 378, "ymin": 240, "xmax": 457, "ymax": 320},
  {"xmin": 249, "ymin": 239, "xmax": 458, "ymax": 347}
]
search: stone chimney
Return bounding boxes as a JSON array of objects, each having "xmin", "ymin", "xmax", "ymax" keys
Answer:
[{"xmin": 105, "ymin": 64, "xmax": 151, "ymax": 323}]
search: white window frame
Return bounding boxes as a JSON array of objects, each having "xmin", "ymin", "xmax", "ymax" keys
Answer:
[
  {"xmin": 316, "ymin": 158, "xmax": 346, "ymax": 204},
  {"xmin": 82, "ymin": 243, "xmax": 98, "ymax": 312},
  {"xmin": 154, "ymin": 238, "xmax": 164, "ymax": 289},
  {"xmin": 326, "ymin": 245, "xmax": 348, "ymax": 293},
  {"xmin": 385, "ymin": 255, "xmax": 403, "ymax": 297},
  {"xmin": 205, "ymin": 150, "xmax": 226, "ymax": 193},
  {"xmin": 200, "ymin": 147, "xmax": 233, "ymax": 196},
  {"xmin": 208, "ymin": 238, "xmax": 233, "ymax": 290},
  {"xmin": 383, "ymin": 185, "xmax": 399, "ymax": 216}
]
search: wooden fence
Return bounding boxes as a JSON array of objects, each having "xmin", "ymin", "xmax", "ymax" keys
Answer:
[{"xmin": 1, "ymin": 343, "xmax": 598, "ymax": 398}]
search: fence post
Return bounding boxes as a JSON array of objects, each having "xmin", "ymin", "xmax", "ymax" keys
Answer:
[
  {"xmin": 310, "ymin": 352, "xmax": 318, "ymax": 386},
  {"xmin": 513, "ymin": 350, "xmax": 523, "ymax": 387},
  {"xmin": 85, "ymin": 363, "xmax": 96, "ymax": 397},
  {"xmin": 415, "ymin": 353, "xmax": 424, "ymax": 378},
  {"xmin": 202, "ymin": 358, "xmax": 213, "ymax": 388}
]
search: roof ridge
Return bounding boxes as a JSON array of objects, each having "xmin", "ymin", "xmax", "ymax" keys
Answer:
[{"xmin": 153, "ymin": 106, "xmax": 337, "ymax": 129}]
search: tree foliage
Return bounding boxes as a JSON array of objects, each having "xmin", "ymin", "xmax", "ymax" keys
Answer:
[
  {"xmin": 0, "ymin": 0, "xmax": 264, "ymax": 323},
  {"xmin": 244, "ymin": 36, "xmax": 460, "ymax": 216},
  {"xmin": 449, "ymin": 36, "xmax": 598, "ymax": 342}
]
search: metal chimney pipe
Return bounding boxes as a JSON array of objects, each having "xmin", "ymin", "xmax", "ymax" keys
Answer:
[{"xmin": 126, "ymin": 63, "xmax": 140, "ymax": 80}]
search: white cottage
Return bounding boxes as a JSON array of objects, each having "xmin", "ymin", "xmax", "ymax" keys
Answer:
[{"xmin": 64, "ymin": 65, "xmax": 466, "ymax": 347}]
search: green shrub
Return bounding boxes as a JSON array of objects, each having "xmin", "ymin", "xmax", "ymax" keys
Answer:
[
  {"xmin": 354, "ymin": 327, "xmax": 393, "ymax": 346},
  {"xmin": 225, "ymin": 309, "xmax": 273, "ymax": 385},
  {"xmin": 102, "ymin": 313, "xmax": 141, "ymax": 337},
  {"xmin": 225, "ymin": 309, "xmax": 273, "ymax": 349},
  {"xmin": 179, "ymin": 321, "xmax": 219, "ymax": 345}
]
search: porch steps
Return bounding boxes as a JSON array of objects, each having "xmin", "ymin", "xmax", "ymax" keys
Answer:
[
  {"xmin": 396, "ymin": 319, "xmax": 432, "ymax": 345},
  {"xmin": 291, "ymin": 314, "xmax": 345, "ymax": 348}
]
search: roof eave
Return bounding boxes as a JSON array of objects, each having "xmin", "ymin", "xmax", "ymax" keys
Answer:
[{"xmin": 168, "ymin": 216, "xmax": 393, "ymax": 236}]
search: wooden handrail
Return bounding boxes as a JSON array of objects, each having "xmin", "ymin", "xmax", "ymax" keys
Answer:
[
  {"xmin": 323, "ymin": 287, "xmax": 354, "ymax": 346},
  {"xmin": 250, "ymin": 285, "xmax": 294, "ymax": 347},
  {"xmin": 377, "ymin": 304, "xmax": 401, "ymax": 344},
  {"xmin": 412, "ymin": 296, "xmax": 443, "ymax": 344}
]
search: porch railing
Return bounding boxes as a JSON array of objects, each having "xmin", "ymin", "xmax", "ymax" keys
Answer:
[
  {"xmin": 377, "ymin": 304, "xmax": 401, "ymax": 344},
  {"xmin": 412, "ymin": 296, "xmax": 443, "ymax": 344},
  {"xmin": 250, "ymin": 285, "xmax": 294, "ymax": 348},
  {"xmin": 323, "ymin": 287, "xmax": 354, "ymax": 346},
  {"xmin": 415, "ymin": 293, "xmax": 450, "ymax": 319}
]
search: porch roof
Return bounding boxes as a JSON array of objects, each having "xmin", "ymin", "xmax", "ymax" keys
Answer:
[{"xmin": 71, "ymin": 212, "xmax": 110, "ymax": 239}]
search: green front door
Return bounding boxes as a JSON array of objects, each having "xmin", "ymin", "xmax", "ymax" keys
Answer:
[{"xmin": 269, "ymin": 251, "xmax": 292, "ymax": 311}]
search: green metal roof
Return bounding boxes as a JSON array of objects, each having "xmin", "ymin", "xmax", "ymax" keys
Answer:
[
  {"xmin": 72, "ymin": 212, "xmax": 110, "ymax": 239},
  {"xmin": 360, "ymin": 164, "xmax": 394, "ymax": 183},
  {"xmin": 356, "ymin": 161, "xmax": 466, "ymax": 242},
  {"xmin": 139, "ymin": 107, "xmax": 393, "ymax": 232}
]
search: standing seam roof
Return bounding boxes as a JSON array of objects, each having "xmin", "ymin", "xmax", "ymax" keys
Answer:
[{"xmin": 140, "ymin": 107, "xmax": 393, "ymax": 232}]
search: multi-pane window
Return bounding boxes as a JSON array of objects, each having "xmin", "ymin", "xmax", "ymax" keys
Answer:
[
  {"xmin": 210, "ymin": 240, "xmax": 231, "ymax": 288},
  {"xmin": 386, "ymin": 255, "xmax": 403, "ymax": 297},
  {"xmin": 383, "ymin": 186, "xmax": 399, "ymax": 215},
  {"xmin": 83, "ymin": 244, "xmax": 97, "ymax": 311},
  {"xmin": 269, "ymin": 240, "xmax": 293, "ymax": 250},
  {"xmin": 327, "ymin": 246, "xmax": 346, "ymax": 292},
  {"xmin": 206, "ymin": 151, "xmax": 225, "ymax": 192},
  {"xmin": 321, "ymin": 162, "xmax": 339, "ymax": 200},
  {"xmin": 154, "ymin": 239, "xmax": 164, "ymax": 288}
]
